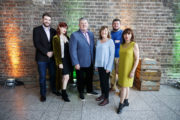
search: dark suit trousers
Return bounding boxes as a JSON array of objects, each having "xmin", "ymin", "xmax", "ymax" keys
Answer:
[
  {"xmin": 76, "ymin": 64, "xmax": 93, "ymax": 93},
  {"xmin": 98, "ymin": 67, "xmax": 110, "ymax": 99}
]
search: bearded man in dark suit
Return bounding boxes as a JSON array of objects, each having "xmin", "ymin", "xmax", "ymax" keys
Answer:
[{"xmin": 33, "ymin": 12, "xmax": 60, "ymax": 102}]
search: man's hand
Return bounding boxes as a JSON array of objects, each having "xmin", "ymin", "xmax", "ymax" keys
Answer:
[
  {"xmin": 47, "ymin": 52, "xmax": 53, "ymax": 58},
  {"xmin": 75, "ymin": 64, "xmax": 80, "ymax": 70}
]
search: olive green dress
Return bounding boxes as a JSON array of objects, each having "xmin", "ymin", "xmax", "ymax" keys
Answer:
[{"xmin": 118, "ymin": 42, "xmax": 135, "ymax": 87}]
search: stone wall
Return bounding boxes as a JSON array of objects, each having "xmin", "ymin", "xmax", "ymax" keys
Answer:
[{"xmin": 0, "ymin": 0, "xmax": 179, "ymax": 84}]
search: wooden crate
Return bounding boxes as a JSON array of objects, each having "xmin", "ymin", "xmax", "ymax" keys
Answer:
[
  {"xmin": 134, "ymin": 58, "xmax": 161, "ymax": 91},
  {"xmin": 134, "ymin": 78, "xmax": 160, "ymax": 91},
  {"xmin": 136, "ymin": 58, "xmax": 161, "ymax": 71},
  {"xmin": 141, "ymin": 64, "xmax": 161, "ymax": 70},
  {"xmin": 136, "ymin": 70, "xmax": 161, "ymax": 81},
  {"xmin": 141, "ymin": 58, "xmax": 158, "ymax": 65},
  {"xmin": 93, "ymin": 71, "xmax": 100, "ymax": 90}
]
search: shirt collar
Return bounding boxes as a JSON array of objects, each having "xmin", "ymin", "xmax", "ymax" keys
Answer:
[
  {"xmin": 112, "ymin": 29, "xmax": 121, "ymax": 32},
  {"xmin": 42, "ymin": 25, "xmax": 50, "ymax": 30},
  {"xmin": 80, "ymin": 29, "xmax": 88, "ymax": 34}
]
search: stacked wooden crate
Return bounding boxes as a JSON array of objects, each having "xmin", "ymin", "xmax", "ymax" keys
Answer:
[
  {"xmin": 93, "ymin": 71, "xmax": 101, "ymax": 90},
  {"xmin": 134, "ymin": 58, "xmax": 161, "ymax": 91}
]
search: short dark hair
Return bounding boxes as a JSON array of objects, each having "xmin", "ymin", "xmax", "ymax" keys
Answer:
[
  {"xmin": 99, "ymin": 26, "xmax": 111, "ymax": 39},
  {"xmin": 112, "ymin": 18, "xmax": 121, "ymax": 24},
  {"xmin": 122, "ymin": 28, "xmax": 134, "ymax": 44},
  {"xmin": 42, "ymin": 12, "xmax": 51, "ymax": 18},
  {"xmin": 79, "ymin": 17, "xmax": 88, "ymax": 23}
]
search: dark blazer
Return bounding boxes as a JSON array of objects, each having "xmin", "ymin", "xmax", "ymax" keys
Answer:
[
  {"xmin": 33, "ymin": 25, "xmax": 56, "ymax": 62},
  {"xmin": 69, "ymin": 30, "xmax": 94, "ymax": 67}
]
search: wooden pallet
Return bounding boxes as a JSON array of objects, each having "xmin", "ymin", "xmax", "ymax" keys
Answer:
[
  {"xmin": 134, "ymin": 58, "xmax": 161, "ymax": 91},
  {"xmin": 134, "ymin": 78, "xmax": 160, "ymax": 91}
]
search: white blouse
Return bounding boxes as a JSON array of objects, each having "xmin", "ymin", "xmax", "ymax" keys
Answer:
[{"xmin": 60, "ymin": 35, "xmax": 68, "ymax": 58}]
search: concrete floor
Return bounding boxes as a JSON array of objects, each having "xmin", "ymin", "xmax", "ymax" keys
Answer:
[{"xmin": 0, "ymin": 85, "xmax": 180, "ymax": 120}]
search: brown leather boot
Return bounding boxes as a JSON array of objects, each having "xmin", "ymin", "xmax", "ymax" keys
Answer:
[
  {"xmin": 99, "ymin": 98, "xmax": 109, "ymax": 106},
  {"xmin": 95, "ymin": 95, "xmax": 104, "ymax": 101}
]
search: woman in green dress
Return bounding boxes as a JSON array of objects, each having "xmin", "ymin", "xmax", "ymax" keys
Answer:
[
  {"xmin": 52, "ymin": 22, "xmax": 72, "ymax": 102},
  {"xmin": 117, "ymin": 28, "xmax": 139, "ymax": 114}
]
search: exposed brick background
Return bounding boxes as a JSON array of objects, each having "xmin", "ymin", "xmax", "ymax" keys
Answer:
[{"xmin": 0, "ymin": 0, "xmax": 179, "ymax": 84}]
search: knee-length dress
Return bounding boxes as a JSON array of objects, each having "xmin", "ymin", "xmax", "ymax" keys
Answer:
[{"xmin": 118, "ymin": 42, "xmax": 135, "ymax": 87}]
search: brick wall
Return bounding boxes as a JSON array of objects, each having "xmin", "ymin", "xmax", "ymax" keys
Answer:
[{"xmin": 0, "ymin": 0, "xmax": 179, "ymax": 84}]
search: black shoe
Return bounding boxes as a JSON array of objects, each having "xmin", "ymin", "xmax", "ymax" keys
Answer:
[
  {"xmin": 123, "ymin": 99, "xmax": 129, "ymax": 107},
  {"xmin": 63, "ymin": 96, "xmax": 70, "ymax": 102},
  {"xmin": 62, "ymin": 90, "xmax": 70, "ymax": 102},
  {"xmin": 40, "ymin": 96, "xmax": 46, "ymax": 102},
  {"xmin": 87, "ymin": 91, "xmax": 98, "ymax": 96},
  {"xmin": 52, "ymin": 91, "xmax": 62, "ymax": 96},
  {"xmin": 117, "ymin": 103, "xmax": 124, "ymax": 114},
  {"xmin": 79, "ymin": 93, "xmax": 85, "ymax": 101}
]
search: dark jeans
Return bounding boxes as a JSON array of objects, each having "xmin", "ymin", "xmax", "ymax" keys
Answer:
[
  {"xmin": 98, "ymin": 67, "xmax": 110, "ymax": 99},
  {"xmin": 76, "ymin": 65, "xmax": 93, "ymax": 94},
  {"xmin": 37, "ymin": 60, "xmax": 56, "ymax": 97}
]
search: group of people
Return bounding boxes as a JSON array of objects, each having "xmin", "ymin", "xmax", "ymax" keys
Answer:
[{"xmin": 33, "ymin": 12, "xmax": 139, "ymax": 114}]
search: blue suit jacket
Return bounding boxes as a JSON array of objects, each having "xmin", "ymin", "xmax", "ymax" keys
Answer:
[{"xmin": 69, "ymin": 30, "xmax": 94, "ymax": 67}]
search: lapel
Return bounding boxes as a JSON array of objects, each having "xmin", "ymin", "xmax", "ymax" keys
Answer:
[
  {"xmin": 57, "ymin": 35, "xmax": 61, "ymax": 56},
  {"xmin": 87, "ymin": 31, "xmax": 92, "ymax": 46},
  {"xmin": 78, "ymin": 30, "xmax": 90, "ymax": 46},
  {"xmin": 50, "ymin": 28, "xmax": 54, "ymax": 42},
  {"xmin": 40, "ymin": 25, "xmax": 50, "ymax": 43}
]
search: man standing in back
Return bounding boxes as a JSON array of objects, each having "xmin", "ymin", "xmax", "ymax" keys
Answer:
[{"xmin": 110, "ymin": 18, "xmax": 123, "ymax": 92}]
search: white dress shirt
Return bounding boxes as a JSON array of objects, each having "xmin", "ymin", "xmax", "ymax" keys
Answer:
[{"xmin": 42, "ymin": 25, "xmax": 50, "ymax": 42}]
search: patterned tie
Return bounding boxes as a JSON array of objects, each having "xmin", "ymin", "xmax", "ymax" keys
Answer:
[{"xmin": 84, "ymin": 32, "xmax": 90, "ymax": 45}]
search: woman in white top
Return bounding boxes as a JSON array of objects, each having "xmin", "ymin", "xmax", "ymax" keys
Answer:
[{"xmin": 52, "ymin": 22, "xmax": 72, "ymax": 102}]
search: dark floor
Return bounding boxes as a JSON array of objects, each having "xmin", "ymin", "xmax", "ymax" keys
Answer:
[{"xmin": 0, "ymin": 84, "xmax": 180, "ymax": 120}]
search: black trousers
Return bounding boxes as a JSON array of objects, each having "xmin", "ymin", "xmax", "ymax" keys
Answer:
[
  {"xmin": 98, "ymin": 67, "xmax": 110, "ymax": 99},
  {"xmin": 76, "ymin": 65, "xmax": 93, "ymax": 93}
]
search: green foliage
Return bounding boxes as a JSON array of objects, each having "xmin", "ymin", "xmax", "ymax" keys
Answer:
[
  {"xmin": 170, "ymin": 3, "xmax": 180, "ymax": 78},
  {"xmin": 61, "ymin": 1, "xmax": 85, "ymax": 36}
]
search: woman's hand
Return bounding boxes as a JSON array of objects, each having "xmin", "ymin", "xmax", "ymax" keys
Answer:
[
  {"xmin": 129, "ymin": 71, "xmax": 135, "ymax": 78},
  {"xmin": 59, "ymin": 64, "xmax": 63, "ymax": 69}
]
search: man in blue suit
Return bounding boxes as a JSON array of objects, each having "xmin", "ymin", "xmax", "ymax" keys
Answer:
[{"xmin": 69, "ymin": 17, "xmax": 97, "ymax": 100}]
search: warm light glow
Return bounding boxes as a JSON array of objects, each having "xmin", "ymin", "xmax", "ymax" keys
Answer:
[
  {"xmin": 121, "ymin": 10, "xmax": 136, "ymax": 30},
  {"xmin": 3, "ymin": 22, "xmax": 22, "ymax": 77}
]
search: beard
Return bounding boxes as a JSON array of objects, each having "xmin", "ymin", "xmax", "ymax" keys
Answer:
[
  {"xmin": 113, "ymin": 28, "xmax": 119, "ymax": 31},
  {"xmin": 43, "ymin": 23, "xmax": 50, "ymax": 27}
]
